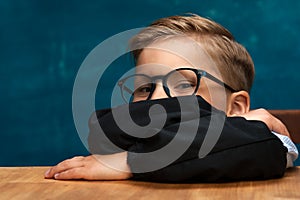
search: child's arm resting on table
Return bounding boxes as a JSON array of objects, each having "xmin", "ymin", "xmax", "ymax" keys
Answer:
[{"xmin": 45, "ymin": 108, "xmax": 292, "ymax": 181}]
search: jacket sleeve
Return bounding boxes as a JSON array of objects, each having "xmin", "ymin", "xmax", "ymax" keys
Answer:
[
  {"xmin": 87, "ymin": 96, "xmax": 287, "ymax": 182},
  {"xmin": 127, "ymin": 117, "xmax": 287, "ymax": 182}
]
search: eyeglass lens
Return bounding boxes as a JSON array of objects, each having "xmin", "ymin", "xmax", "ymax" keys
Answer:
[{"xmin": 120, "ymin": 69, "xmax": 198, "ymax": 102}]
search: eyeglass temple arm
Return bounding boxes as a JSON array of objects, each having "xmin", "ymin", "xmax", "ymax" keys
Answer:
[
  {"xmin": 118, "ymin": 79, "xmax": 135, "ymax": 95},
  {"xmin": 123, "ymin": 85, "xmax": 134, "ymax": 95},
  {"xmin": 202, "ymin": 71, "xmax": 237, "ymax": 93}
]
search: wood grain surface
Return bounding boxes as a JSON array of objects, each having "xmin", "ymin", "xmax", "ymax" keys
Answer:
[{"xmin": 1, "ymin": 167, "xmax": 300, "ymax": 200}]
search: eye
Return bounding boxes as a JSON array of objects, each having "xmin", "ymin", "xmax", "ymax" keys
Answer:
[
  {"xmin": 174, "ymin": 81, "xmax": 195, "ymax": 90},
  {"xmin": 134, "ymin": 84, "xmax": 152, "ymax": 96},
  {"xmin": 177, "ymin": 83, "xmax": 193, "ymax": 89}
]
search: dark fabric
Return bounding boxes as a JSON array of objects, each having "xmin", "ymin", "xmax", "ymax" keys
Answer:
[{"xmin": 88, "ymin": 95, "xmax": 287, "ymax": 182}]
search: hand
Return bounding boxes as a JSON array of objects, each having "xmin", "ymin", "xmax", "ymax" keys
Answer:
[
  {"xmin": 44, "ymin": 152, "xmax": 132, "ymax": 180},
  {"xmin": 235, "ymin": 108, "xmax": 290, "ymax": 138}
]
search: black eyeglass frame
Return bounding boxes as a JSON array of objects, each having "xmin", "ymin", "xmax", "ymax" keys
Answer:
[{"xmin": 118, "ymin": 68, "xmax": 237, "ymax": 103}]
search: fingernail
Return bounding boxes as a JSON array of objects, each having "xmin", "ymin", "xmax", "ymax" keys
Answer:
[
  {"xmin": 44, "ymin": 169, "xmax": 50, "ymax": 177},
  {"xmin": 54, "ymin": 173, "xmax": 60, "ymax": 179}
]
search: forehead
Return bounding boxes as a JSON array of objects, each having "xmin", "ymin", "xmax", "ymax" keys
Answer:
[{"xmin": 135, "ymin": 37, "xmax": 219, "ymax": 76}]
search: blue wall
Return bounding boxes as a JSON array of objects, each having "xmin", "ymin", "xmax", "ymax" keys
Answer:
[{"xmin": 1, "ymin": 0, "xmax": 299, "ymax": 166}]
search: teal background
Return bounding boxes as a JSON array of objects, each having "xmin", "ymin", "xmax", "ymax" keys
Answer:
[{"xmin": 1, "ymin": 0, "xmax": 299, "ymax": 166}]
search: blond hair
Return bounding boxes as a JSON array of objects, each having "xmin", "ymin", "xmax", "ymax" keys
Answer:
[{"xmin": 130, "ymin": 14, "xmax": 255, "ymax": 92}]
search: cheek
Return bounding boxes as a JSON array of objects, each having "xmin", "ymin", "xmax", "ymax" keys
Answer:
[
  {"xmin": 195, "ymin": 80, "xmax": 228, "ymax": 112},
  {"xmin": 195, "ymin": 81, "xmax": 212, "ymax": 104},
  {"xmin": 196, "ymin": 87, "xmax": 212, "ymax": 104}
]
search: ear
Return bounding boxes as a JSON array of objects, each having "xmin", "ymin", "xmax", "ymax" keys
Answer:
[{"xmin": 226, "ymin": 91, "xmax": 250, "ymax": 116}]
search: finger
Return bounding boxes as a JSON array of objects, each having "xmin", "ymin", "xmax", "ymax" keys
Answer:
[
  {"xmin": 270, "ymin": 117, "xmax": 290, "ymax": 138},
  {"xmin": 44, "ymin": 156, "xmax": 85, "ymax": 179},
  {"xmin": 54, "ymin": 167, "xmax": 86, "ymax": 180}
]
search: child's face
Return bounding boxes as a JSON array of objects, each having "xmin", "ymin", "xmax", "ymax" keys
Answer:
[{"xmin": 134, "ymin": 39, "xmax": 231, "ymax": 112}]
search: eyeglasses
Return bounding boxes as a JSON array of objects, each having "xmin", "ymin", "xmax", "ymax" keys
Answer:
[{"xmin": 118, "ymin": 68, "xmax": 237, "ymax": 103}]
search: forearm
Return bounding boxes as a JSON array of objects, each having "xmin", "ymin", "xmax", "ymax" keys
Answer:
[
  {"xmin": 126, "ymin": 118, "xmax": 288, "ymax": 182},
  {"xmin": 127, "ymin": 135, "xmax": 287, "ymax": 182}
]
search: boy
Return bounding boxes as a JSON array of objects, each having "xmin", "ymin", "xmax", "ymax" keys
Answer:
[{"xmin": 45, "ymin": 14, "xmax": 298, "ymax": 181}]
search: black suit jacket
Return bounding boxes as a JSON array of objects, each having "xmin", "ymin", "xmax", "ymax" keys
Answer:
[{"xmin": 88, "ymin": 95, "xmax": 287, "ymax": 182}]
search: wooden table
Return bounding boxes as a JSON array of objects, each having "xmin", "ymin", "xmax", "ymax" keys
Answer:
[{"xmin": 1, "ymin": 167, "xmax": 300, "ymax": 200}]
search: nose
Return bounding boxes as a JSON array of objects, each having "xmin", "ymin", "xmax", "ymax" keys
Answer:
[{"xmin": 149, "ymin": 82, "xmax": 168, "ymax": 100}]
